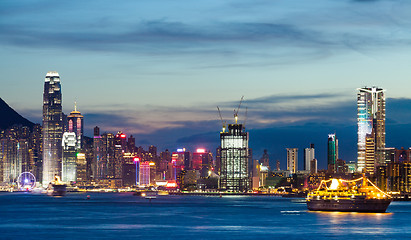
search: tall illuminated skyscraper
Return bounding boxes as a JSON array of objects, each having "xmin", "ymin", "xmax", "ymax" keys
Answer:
[
  {"xmin": 219, "ymin": 123, "xmax": 249, "ymax": 191},
  {"xmin": 286, "ymin": 148, "xmax": 298, "ymax": 175},
  {"xmin": 67, "ymin": 103, "xmax": 83, "ymax": 149},
  {"xmin": 357, "ymin": 87, "xmax": 385, "ymax": 174},
  {"xmin": 42, "ymin": 71, "xmax": 63, "ymax": 185},
  {"xmin": 327, "ymin": 134, "xmax": 338, "ymax": 173},
  {"xmin": 304, "ymin": 144, "xmax": 315, "ymax": 172},
  {"xmin": 62, "ymin": 132, "xmax": 77, "ymax": 182}
]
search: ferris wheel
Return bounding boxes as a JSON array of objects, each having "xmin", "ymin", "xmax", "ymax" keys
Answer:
[{"xmin": 17, "ymin": 172, "xmax": 36, "ymax": 191}]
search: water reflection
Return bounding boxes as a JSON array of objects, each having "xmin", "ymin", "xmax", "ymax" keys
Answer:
[{"xmin": 311, "ymin": 211, "xmax": 393, "ymax": 236}]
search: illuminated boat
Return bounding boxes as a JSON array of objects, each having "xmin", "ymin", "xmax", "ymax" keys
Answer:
[
  {"xmin": 47, "ymin": 175, "xmax": 67, "ymax": 196},
  {"xmin": 306, "ymin": 176, "xmax": 392, "ymax": 213}
]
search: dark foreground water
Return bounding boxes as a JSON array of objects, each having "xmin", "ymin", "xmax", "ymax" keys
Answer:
[{"xmin": 1, "ymin": 192, "xmax": 410, "ymax": 240}]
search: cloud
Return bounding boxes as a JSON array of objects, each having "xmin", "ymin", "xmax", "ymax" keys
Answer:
[{"xmin": 1, "ymin": 2, "xmax": 411, "ymax": 64}]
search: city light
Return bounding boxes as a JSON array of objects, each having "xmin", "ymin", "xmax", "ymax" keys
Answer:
[
  {"xmin": 196, "ymin": 148, "xmax": 205, "ymax": 153},
  {"xmin": 134, "ymin": 157, "xmax": 140, "ymax": 162},
  {"xmin": 120, "ymin": 134, "xmax": 126, "ymax": 138},
  {"xmin": 166, "ymin": 181, "xmax": 177, "ymax": 188}
]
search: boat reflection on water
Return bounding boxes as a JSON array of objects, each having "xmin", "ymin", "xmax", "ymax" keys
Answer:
[
  {"xmin": 307, "ymin": 176, "xmax": 392, "ymax": 213},
  {"xmin": 47, "ymin": 175, "xmax": 67, "ymax": 196}
]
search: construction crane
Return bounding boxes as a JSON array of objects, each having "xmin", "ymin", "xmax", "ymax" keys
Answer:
[
  {"xmin": 234, "ymin": 96, "xmax": 244, "ymax": 124},
  {"xmin": 217, "ymin": 106, "xmax": 226, "ymax": 133}
]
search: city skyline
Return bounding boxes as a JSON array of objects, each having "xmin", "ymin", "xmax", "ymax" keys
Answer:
[{"xmin": 2, "ymin": 1, "xmax": 411, "ymax": 169}]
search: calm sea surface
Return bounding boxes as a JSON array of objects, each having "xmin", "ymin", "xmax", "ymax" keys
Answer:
[{"xmin": 1, "ymin": 192, "xmax": 410, "ymax": 239}]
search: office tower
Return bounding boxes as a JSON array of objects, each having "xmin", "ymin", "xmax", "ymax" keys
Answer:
[
  {"xmin": 140, "ymin": 162, "xmax": 151, "ymax": 186},
  {"xmin": 42, "ymin": 71, "xmax": 63, "ymax": 185},
  {"xmin": 304, "ymin": 144, "xmax": 315, "ymax": 172},
  {"xmin": 102, "ymin": 133, "xmax": 115, "ymax": 178},
  {"xmin": 365, "ymin": 132, "xmax": 376, "ymax": 174},
  {"xmin": 220, "ymin": 123, "xmax": 249, "ymax": 191},
  {"xmin": 127, "ymin": 135, "xmax": 135, "ymax": 153},
  {"xmin": 286, "ymin": 148, "xmax": 298, "ymax": 175},
  {"xmin": 30, "ymin": 124, "xmax": 43, "ymax": 182},
  {"xmin": 276, "ymin": 160, "xmax": 280, "ymax": 171},
  {"xmin": 202, "ymin": 150, "xmax": 213, "ymax": 169},
  {"xmin": 67, "ymin": 104, "xmax": 83, "ymax": 149},
  {"xmin": 62, "ymin": 132, "xmax": 77, "ymax": 182},
  {"xmin": 357, "ymin": 87, "xmax": 385, "ymax": 173},
  {"xmin": 114, "ymin": 132, "xmax": 126, "ymax": 178},
  {"xmin": 159, "ymin": 149, "xmax": 171, "ymax": 173},
  {"xmin": 310, "ymin": 159, "xmax": 318, "ymax": 174},
  {"xmin": 172, "ymin": 148, "xmax": 191, "ymax": 169},
  {"xmin": 93, "ymin": 126, "xmax": 104, "ymax": 179},
  {"xmin": 76, "ymin": 152, "xmax": 87, "ymax": 182},
  {"xmin": 327, "ymin": 134, "xmax": 338, "ymax": 173}
]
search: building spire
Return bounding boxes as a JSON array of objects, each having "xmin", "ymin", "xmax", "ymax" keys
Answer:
[{"xmin": 74, "ymin": 101, "xmax": 77, "ymax": 112}]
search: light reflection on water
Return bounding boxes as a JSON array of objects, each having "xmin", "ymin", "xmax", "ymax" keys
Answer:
[
  {"xmin": 311, "ymin": 211, "xmax": 393, "ymax": 236},
  {"xmin": 1, "ymin": 192, "xmax": 411, "ymax": 239}
]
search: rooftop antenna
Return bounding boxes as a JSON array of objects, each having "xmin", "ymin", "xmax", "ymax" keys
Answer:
[
  {"xmin": 234, "ymin": 96, "xmax": 244, "ymax": 124},
  {"xmin": 217, "ymin": 106, "xmax": 226, "ymax": 133}
]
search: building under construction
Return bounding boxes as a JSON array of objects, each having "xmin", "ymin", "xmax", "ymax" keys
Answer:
[{"xmin": 218, "ymin": 97, "xmax": 249, "ymax": 192}]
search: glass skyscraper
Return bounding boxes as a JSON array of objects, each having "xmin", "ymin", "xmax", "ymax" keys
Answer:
[
  {"xmin": 357, "ymin": 87, "xmax": 385, "ymax": 174},
  {"xmin": 219, "ymin": 124, "xmax": 249, "ymax": 191},
  {"xmin": 61, "ymin": 132, "xmax": 77, "ymax": 182},
  {"xmin": 327, "ymin": 134, "xmax": 338, "ymax": 172},
  {"xmin": 42, "ymin": 71, "xmax": 63, "ymax": 185},
  {"xmin": 67, "ymin": 104, "xmax": 83, "ymax": 149}
]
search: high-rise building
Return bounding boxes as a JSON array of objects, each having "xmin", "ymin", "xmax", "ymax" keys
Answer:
[
  {"xmin": 220, "ymin": 123, "xmax": 249, "ymax": 191},
  {"xmin": 42, "ymin": 71, "xmax": 63, "ymax": 185},
  {"xmin": 30, "ymin": 124, "xmax": 43, "ymax": 182},
  {"xmin": 304, "ymin": 144, "xmax": 315, "ymax": 172},
  {"xmin": 327, "ymin": 134, "xmax": 338, "ymax": 173},
  {"xmin": 102, "ymin": 133, "xmax": 115, "ymax": 178},
  {"xmin": 114, "ymin": 132, "xmax": 126, "ymax": 179},
  {"xmin": 67, "ymin": 103, "xmax": 83, "ymax": 149},
  {"xmin": 286, "ymin": 148, "xmax": 298, "ymax": 175},
  {"xmin": 127, "ymin": 135, "xmax": 135, "ymax": 153},
  {"xmin": 140, "ymin": 161, "xmax": 151, "ymax": 186},
  {"xmin": 93, "ymin": 126, "xmax": 104, "ymax": 179},
  {"xmin": 310, "ymin": 159, "xmax": 318, "ymax": 174},
  {"xmin": 62, "ymin": 132, "xmax": 77, "ymax": 182},
  {"xmin": 191, "ymin": 148, "xmax": 212, "ymax": 170},
  {"xmin": 365, "ymin": 132, "xmax": 376, "ymax": 174},
  {"xmin": 172, "ymin": 148, "xmax": 191, "ymax": 169},
  {"xmin": 76, "ymin": 152, "xmax": 87, "ymax": 183},
  {"xmin": 357, "ymin": 87, "xmax": 385, "ymax": 173}
]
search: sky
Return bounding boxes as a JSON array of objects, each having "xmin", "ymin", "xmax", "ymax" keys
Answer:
[{"xmin": 1, "ymin": 0, "xmax": 411, "ymax": 169}]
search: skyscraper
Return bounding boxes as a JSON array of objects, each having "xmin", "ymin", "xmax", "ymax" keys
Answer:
[
  {"xmin": 286, "ymin": 148, "xmax": 298, "ymax": 175},
  {"xmin": 62, "ymin": 132, "xmax": 77, "ymax": 182},
  {"xmin": 93, "ymin": 126, "xmax": 104, "ymax": 179},
  {"xmin": 304, "ymin": 144, "xmax": 315, "ymax": 172},
  {"xmin": 220, "ymin": 123, "xmax": 249, "ymax": 191},
  {"xmin": 357, "ymin": 87, "xmax": 386, "ymax": 174},
  {"xmin": 67, "ymin": 103, "xmax": 83, "ymax": 149},
  {"xmin": 42, "ymin": 71, "xmax": 63, "ymax": 185},
  {"xmin": 328, "ymin": 134, "xmax": 338, "ymax": 173}
]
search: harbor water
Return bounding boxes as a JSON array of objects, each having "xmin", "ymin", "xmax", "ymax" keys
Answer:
[{"xmin": 1, "ymin": 192, "xmax": 410, "ymax": 239}]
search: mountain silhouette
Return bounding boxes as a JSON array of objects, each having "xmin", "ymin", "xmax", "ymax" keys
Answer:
[{"xmin": 0, "ymin": 97, "xmax": 35, "ymax": 130}]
